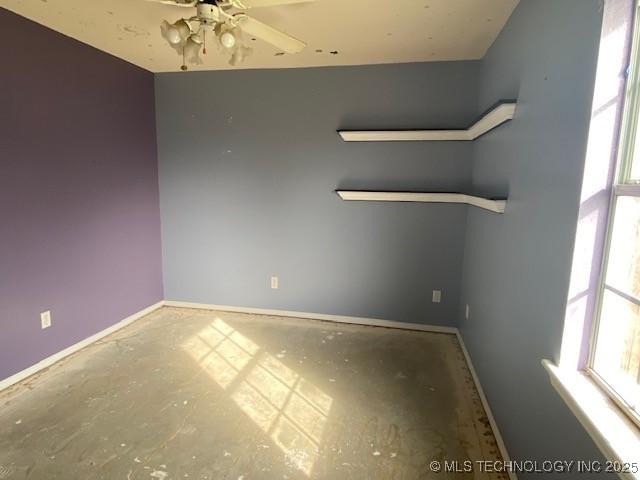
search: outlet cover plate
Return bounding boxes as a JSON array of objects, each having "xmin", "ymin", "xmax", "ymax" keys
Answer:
[
  {"xmin": 41, "ymin": 311, "xmax": 52, "ymax": 329},
  {"xmin": 432, "ymin": 290, "xmax": 442, "ymax": 303}
]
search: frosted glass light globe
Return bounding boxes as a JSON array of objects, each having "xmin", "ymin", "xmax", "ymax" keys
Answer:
[
  {"xmin": 220, "ymin": 31, "xmax": 236, "ymax": 49},
  {"xmin": 167, "ymin": 27, "xmax": 182, "ymax": 45}
]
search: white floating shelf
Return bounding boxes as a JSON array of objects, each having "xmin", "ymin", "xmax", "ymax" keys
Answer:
[
  {"xmin": 338, "ymin": 102, "xmax": 516, "ymax": 142},
  {"xmin": 336, "ymin": 191, "xmax": 507, "ymax": 214}
]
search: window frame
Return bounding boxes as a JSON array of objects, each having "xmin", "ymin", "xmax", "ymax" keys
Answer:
[{"xmin": 588, "ymin": 0, "xmax": 640, "ymax": 429}]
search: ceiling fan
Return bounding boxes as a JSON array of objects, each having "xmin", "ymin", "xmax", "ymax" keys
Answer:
[{"xmin": 149, "ymin": 0, "xmax": 312, "ymax": 69}]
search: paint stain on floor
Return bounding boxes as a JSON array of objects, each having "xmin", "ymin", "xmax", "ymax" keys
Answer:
[{"xmin": 0, "ymin": 307, "xmax": 507, "ymax": 479}]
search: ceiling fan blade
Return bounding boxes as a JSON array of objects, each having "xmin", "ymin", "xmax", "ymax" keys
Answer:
[
  {"xmin": 235, "ymin": 15, "xmax": 305, "ymax": 53},
  {"xmin": 232, "ymin": 0, "xmax": 314, "ymax": 8},
  {"xmin": 145, "ymin": 0, "xmax": 198, "ymax": 7}
]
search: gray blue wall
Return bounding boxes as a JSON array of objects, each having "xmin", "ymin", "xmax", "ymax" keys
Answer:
[
  {"xmin": 0, "ymin": 8, "xmax": 163, "ymax": 381},
  {"xmin": 155, "ymin": 62, "xmax": 480, "ymax": 326},
  {"xmin": 459, "ymin": 0, "xmax": 611, "ymax": 476}
]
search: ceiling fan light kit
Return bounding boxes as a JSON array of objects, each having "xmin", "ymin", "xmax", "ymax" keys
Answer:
[{"xmin": 151, "ymin": 0, "xmax": 310, "ymax": 70}]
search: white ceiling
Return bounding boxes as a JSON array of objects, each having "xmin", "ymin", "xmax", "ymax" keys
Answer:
[{"xmin": 1, "ymin": 0, "xmax": 519, "ymax": 73}]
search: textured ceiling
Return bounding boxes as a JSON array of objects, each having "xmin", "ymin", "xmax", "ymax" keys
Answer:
[{"xmin": 0, "ymin": 0, "xmax": 519, "ymax": 72}]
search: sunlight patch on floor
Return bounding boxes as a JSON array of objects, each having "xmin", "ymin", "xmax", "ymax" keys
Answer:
[{"xmin": 182, "ymin": 317, "xmax": 333, "ymax": 476}]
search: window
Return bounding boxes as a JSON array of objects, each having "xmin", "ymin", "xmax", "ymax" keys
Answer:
[{"xmin": 590, "ymin": 5, "xmax": 640, "ymax": 427}]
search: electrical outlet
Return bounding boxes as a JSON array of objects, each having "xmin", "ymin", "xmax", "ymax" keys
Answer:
[
  {"xmin": 271, "ymin": 276, "xmax": 279, "ymax": 289},
  {"xmin": 432, "ymin": 290, "xmax": 442, "ymax": 303},
  {"xmin": 40, "ymin": 311, "xmax": 52, "ymax": 329},
  {"xmin": 465, "ymin": 304, "xmax": 470, "ymax": 320}
]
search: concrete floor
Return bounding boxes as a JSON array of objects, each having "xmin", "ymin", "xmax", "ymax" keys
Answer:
[{"xmin": 0, "ymin": 307, "xmax": 506, "ymax": 480}]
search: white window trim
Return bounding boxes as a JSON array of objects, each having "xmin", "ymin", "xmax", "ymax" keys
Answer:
[
  {"xmin": 585, "ymin": 187, "xmax": 640, "ymax": 431},
  {"xmin": 542, "ymin": 361, "xmax": 640, "ymax": 480},
  {"xmin": 586, "ymin": 0, "xmax": 640, "ymax": 430},
  {"xmin": 544, "ymin": 1, "xmax": 640, "ymax": 477}
]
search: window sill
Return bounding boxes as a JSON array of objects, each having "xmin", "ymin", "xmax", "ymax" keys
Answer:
[{"xmin": 542, "ymin": 360, "xmax": 640, "ymax": 479}]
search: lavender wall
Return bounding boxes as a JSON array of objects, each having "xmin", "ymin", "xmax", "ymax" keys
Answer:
[{"xmin": 0, "ymin": 9, "xmax": 163, "ymax": 381}]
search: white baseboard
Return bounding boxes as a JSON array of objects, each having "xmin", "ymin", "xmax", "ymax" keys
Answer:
[
  {"xmin": 456, "ymin": 331, "xmax": 517, "ymax": 480},
  {"xmin": 0, "ymin": 301, "xmax": 164, "ymax": 392},
  {"xmin": 162, "ymin": 300, "xmax": 458, "ymax": 334},
  {"xmin": 164, "ymin": 299, "xmax": 514, "ymax": 476}
]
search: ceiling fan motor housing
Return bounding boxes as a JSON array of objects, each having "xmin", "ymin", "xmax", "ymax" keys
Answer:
[{"xmin": 196, "ymin": 3, "xmax": 219, "ymax": 24}]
